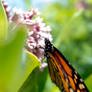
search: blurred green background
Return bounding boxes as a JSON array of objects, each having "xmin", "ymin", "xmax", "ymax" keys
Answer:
[{"xmin": 0, "ymin": 0, "xmax": 92, "ymax": 92}]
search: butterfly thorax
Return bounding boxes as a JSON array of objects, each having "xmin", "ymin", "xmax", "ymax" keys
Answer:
[{"xmin": 44, "ymin": 38, "xmax": 54, "ymax": 58}]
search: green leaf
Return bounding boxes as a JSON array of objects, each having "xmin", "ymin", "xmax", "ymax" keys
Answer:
[
  {"xmin": 85, "ymin": 74, "xmax": 92, "ymax": 92},
  {"xmin": 0, "ymin": 0, "xmax": 8, "ymax": 41},
  {"xmin": 19, "ymin": 67, "xmax": 48, "ymax": 92},
  {"xmin": 0, "ymin": 27, "xmax": 26, "ymax": 92},
  {"xmin": 25, "ymin": 51, "xmax": 41, "ymax": 78},
  {"xmin": 16, "ymin": 51, "xmax": 41, "ymax": 91},
  {"xmin": 0, "ymin": 25, "xmax": 41, "ymax": 92}
]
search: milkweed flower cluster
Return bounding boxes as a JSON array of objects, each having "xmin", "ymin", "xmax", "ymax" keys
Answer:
[
  {"xmin": 2, "ymin": 0, "xmax": 52, "ymax": 69},
  {"xmin": 11, "ymin": 8, "xmax": 52, "ymax": 61}
]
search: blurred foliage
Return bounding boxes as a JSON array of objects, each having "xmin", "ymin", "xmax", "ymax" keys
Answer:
[
  {"xmin": 0, "ymin": 0, "xmax": 8, "ymax": 40},
  {"xmin": 0, "ymin": 0, "xmax": 92, "ymax": 92},
  {"xmin": 24, "ymin": 0, "xmax": 31, "ymax": 9}
]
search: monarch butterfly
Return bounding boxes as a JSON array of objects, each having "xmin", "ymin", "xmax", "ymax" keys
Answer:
[{"xmin": 44, "ymin": 38, "xmax": 89, "ymax": 92}]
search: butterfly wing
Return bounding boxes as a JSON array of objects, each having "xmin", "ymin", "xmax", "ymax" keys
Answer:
[
  {"xmin": 47, "ymin": 56, "xmax": 65, "ymax": 91},
  {"xmin": 53, "ymin": 47, "xmax": 88, "ymax": 92},
  {"xmin": 45, "ymin": 38, "xmax": 89, "ymax": 92}
]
